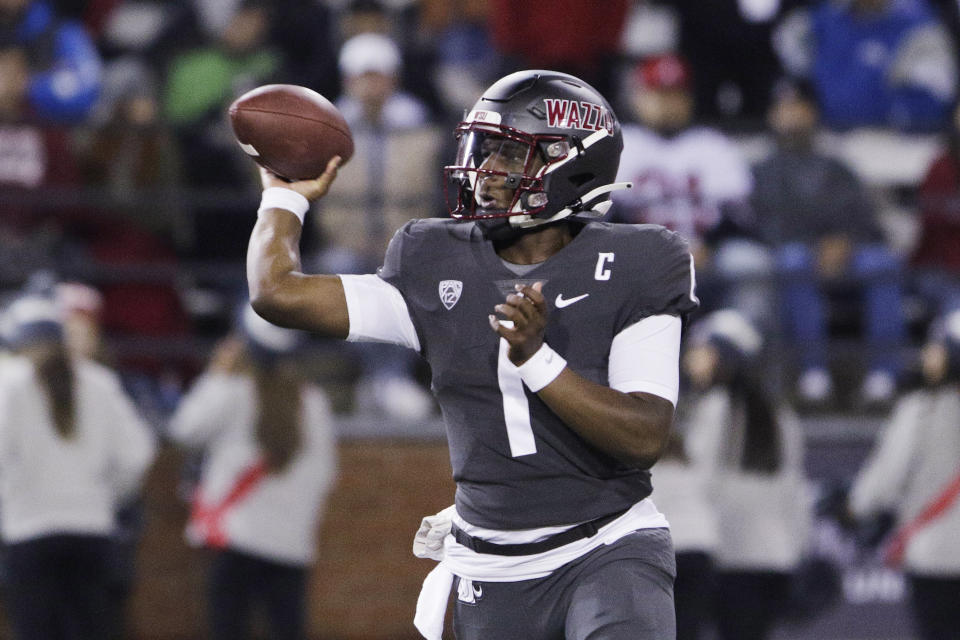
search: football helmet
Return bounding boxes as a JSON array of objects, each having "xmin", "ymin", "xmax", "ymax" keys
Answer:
[{"xmin": 444, "ymin": 70, "xmax": 630, "ymax": 229}]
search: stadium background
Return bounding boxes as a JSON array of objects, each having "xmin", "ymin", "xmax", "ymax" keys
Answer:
[{"xmin": 2, "ymin": 0, "xmax": 959, "ymax": 638}]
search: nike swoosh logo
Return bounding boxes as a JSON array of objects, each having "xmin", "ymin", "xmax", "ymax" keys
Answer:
[{"xmin": 555, "ymin": 293, "xmax": 589, "ymax": 308}]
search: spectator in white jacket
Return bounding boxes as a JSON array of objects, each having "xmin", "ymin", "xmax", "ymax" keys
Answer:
[
  {"xmin": 168, "ymin": 304, "xmax": 338, "ymax": 640},
  {"xmin": 0, "ymin": 292, "xmax": 156, "ymax": 640},
  {"xmin": 681, "ymin": 309, "xmax": 811, "ymax": 640},
  {"xmin": 848, "ymin": 310, "xmax": 960, "ymax": 640}
]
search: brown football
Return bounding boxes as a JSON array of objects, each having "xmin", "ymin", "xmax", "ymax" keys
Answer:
[{"xmin": 228, "ymin": 84, "xmax": 354, "ymax": 181}]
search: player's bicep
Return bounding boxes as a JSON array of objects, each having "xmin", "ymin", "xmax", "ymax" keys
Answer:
[
  {"xmin": 271, "ymin": 272, "xmax": 352, "ymax": 337},
  {"xmin": 247, "ymin": 210, "xmax": 351, "ymax": 337},
  {"xmin": 340, "ymin": 274, "xmax": 420, "ymax": 351},
  {"xmin": 608, "ymin": 314, "xmax": 682, "ymax": 406}
]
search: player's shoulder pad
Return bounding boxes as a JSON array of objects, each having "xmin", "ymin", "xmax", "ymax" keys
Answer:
[
  {"xmin": 583, "ymin": 222, "xmax": 698, "ymax": 319},
  {"xmin": 586, "ymin": 222, "xmax": 695, "ymax": 294},
  {"xmin": 589, "ymin": 221, "xmax": 691, "ymax": 256},
  {"xmin": 382, "ymin": 218, "xmax": 470, "ymax": 281},
  {"xmin": 392, "ymin": 217, "xmax": 467, "ymax": 245}
]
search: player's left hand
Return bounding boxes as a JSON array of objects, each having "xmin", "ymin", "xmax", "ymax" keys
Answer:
[{"xmin": 489, "ymin": 281, "xmax": 547, "ymax": 365}]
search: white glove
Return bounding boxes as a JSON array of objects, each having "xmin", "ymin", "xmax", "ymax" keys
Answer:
[{"xmin": 413, "ymin": 505, "xmax": 456, "ymax": 561}]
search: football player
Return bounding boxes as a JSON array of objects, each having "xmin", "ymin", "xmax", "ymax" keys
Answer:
[{"xmin": 246, "ymin": 70, "xmax": 698, "ymax": 639}]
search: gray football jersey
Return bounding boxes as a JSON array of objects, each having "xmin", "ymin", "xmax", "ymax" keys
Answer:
[{"xmin": 379, "ymin": 219, "xmax": 698, "ymax": 529}]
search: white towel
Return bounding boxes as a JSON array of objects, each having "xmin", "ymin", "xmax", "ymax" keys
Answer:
[{"xmin": 414, "ymin": 564, "xmax": 455, "ymax": 640}]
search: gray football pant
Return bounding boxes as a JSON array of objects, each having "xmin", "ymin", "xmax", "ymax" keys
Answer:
[{"xmin": 453, "ymin": 528, "xmax": 676, "ymax": 640}]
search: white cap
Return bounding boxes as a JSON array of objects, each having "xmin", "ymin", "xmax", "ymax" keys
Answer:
[
  {"xmin": 1, "ymin": 294, "xmax": 63, "ymax": 348},
  {"xmin": 56, "ymin": 282, "xmax": 104, "ymax": 317},
  {"xmin": 694, "ymin": 309, "xmax": 763, "ymax": 357},
  {"xmin": 241, "ymin": 305, "xmax": 301, "ymax": 354},
  {"xmin": 338, "ymin": 32, "xmax": 401, "ymax": 78},
  {"xmin": 929, "ymin": 309, "xmax": 960, "ymax": 346},
  {"xmin": 945, "ymin": 310, "xmax": 960, "ymax": 344}
]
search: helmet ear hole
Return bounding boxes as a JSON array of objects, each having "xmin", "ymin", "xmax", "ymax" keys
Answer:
[{"xmin": 543, "ymin": 140, "xmax": 570, "ymax": 159}]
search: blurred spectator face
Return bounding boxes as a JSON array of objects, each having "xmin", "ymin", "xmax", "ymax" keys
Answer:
[
  {"xmin": 345, "ymin": 71, "xmax": 396, "ymax": 110},
  {"xmin": 123, "ymin": 95, "xmax": 158, "ymax": 126},
  {"xmin": 924, "ymin": 312, "xmax": 960, "ymax": 385},
  {"xmin": 682, "ymin": 343, "xmax": 719, "ymax": 391},
  {"xmin": 631, "ymin": 55, "xmax": 693, "ymax": 134},
  {"xmin": 57, "ymin": 283, "xmax": 104, "ymax": 360},
  {"xmin": 0, "ymin": 47, "xmax": 29, "ymax": 116},
  {"xmin": 221, "ymin": 6, "xmax": 268, "ymax": 54},
  {"xmin": 633, "ymin": 87, "xmax": 693, "ymax": 134},
  {"xmin": 768, "ymin": 93, "xmax": 818, "ymax": 149},
  {"xmin": 339, "ymin": 33, "xmax": 402, "ymax": 116},
  {"xmin": 63, "ymin": 312, "xmax": 101, "ymax": 360},
  {"xmin": 921, "ymin": 342, "xmax": 948, "ymax": 385}
]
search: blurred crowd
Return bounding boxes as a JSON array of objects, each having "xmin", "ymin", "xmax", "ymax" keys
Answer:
[
  {"xmin": 0, "ymin": 280, "xmax": 338, "ymax": 639},
  {"xmin": 2, "ymin": 0, "xmax": 960, "ymax": 414},
  {"xmin": 657, "ymin": 306, "xmax": 960, "ymax": 640},
  {"xmin": 1, "ymin": 1, "xmax": 960, "ymax": 637}
]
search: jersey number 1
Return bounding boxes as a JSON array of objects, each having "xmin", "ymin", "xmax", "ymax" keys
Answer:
[{"xmin": 497, "ymin": 338, "xmax": 537, "ymax": 457}]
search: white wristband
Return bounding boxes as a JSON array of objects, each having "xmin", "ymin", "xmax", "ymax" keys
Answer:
[
  {"xmin": 516, "ymin": 343, "xmax": 567, "ymax": 392},
  {"xmin": 258, "ymin": 187, "xmax": 310, "ymax": 224}
]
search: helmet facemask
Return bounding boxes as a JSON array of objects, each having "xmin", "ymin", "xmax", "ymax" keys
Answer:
[
  {"xmin": 444, "ymin": 70, "xmax": 631, "ymax": 231},
  {"xmin": 444, "ymin": 122, "xmax": 570, "ymax": 223}
]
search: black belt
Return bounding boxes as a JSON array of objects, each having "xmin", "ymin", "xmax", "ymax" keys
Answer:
[{"xmin": 450, "ymin": 508, "xmax": 630, "ymax": 557}]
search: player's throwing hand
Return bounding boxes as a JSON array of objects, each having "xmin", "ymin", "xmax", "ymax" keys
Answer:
[
  {"xmin": 489, "ymin": 281, "xmax": 547, "ymax": 365},
  {"xmin": 258, "ymin": 156, "xmax": 342, "ymax": 202}
]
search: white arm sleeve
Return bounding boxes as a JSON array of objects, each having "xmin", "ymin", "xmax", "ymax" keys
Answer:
[
  {"xmin": 107, "ymin": 379, "xmax": 157, "ymax": 500},
  {"xmin": 339, "ymin": 274, "xmax": 420, "ymax": 351},
  {"xmin": 167, "ymin": 373, "xmax": 235, "ymax": 448},
  {"xmin": 848, "ymin": 392, "xmax": 924, "ymax": 518},
  {"xmin": 608, "ymin": 314, "xmax": 682, "ymax": 406}
]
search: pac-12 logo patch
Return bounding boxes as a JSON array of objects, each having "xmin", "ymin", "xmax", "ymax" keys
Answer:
[{"xmin": 439, "ymin": 280, "xmax": 463, "ymax": 310}]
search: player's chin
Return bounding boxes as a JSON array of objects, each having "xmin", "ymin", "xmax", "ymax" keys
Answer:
[{"xmin": 476, "ymin": 199, "xmax": 515, "ymax": 218}]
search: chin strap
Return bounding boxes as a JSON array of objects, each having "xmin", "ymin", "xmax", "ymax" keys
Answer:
[{"xmin": 510, "ymin": 181, "xmax": 633, "ymax": 229}]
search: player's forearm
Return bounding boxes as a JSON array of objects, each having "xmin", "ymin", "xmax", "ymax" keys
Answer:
[
  {"xmin": 537, "ymin": 369, "xmax": 673, "ymax": 468},
  {"xmin": 247, "ymin": 209, "xmax": 349, "ymax": 337}
]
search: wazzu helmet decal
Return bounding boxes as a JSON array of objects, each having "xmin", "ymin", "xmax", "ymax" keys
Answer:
[
  {"xmin": 543, "ymin": 99, "xmax": 615, "ymax": 133},
  {"xmin": 444, "ymin": 70, "xmax": 631, "ymax": 230}
]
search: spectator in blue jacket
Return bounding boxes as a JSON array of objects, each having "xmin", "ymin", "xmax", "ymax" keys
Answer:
[
  {"xmin": 0, "ymin": 0, "xmax": 102, "ymax": 122},
  {"xmin": 751, "ymin": 81, "xmax": 907, "ymax": 409},
  {"xmin": 774, "ymin": 0, "xmax": 956, "ymax": 132}
]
